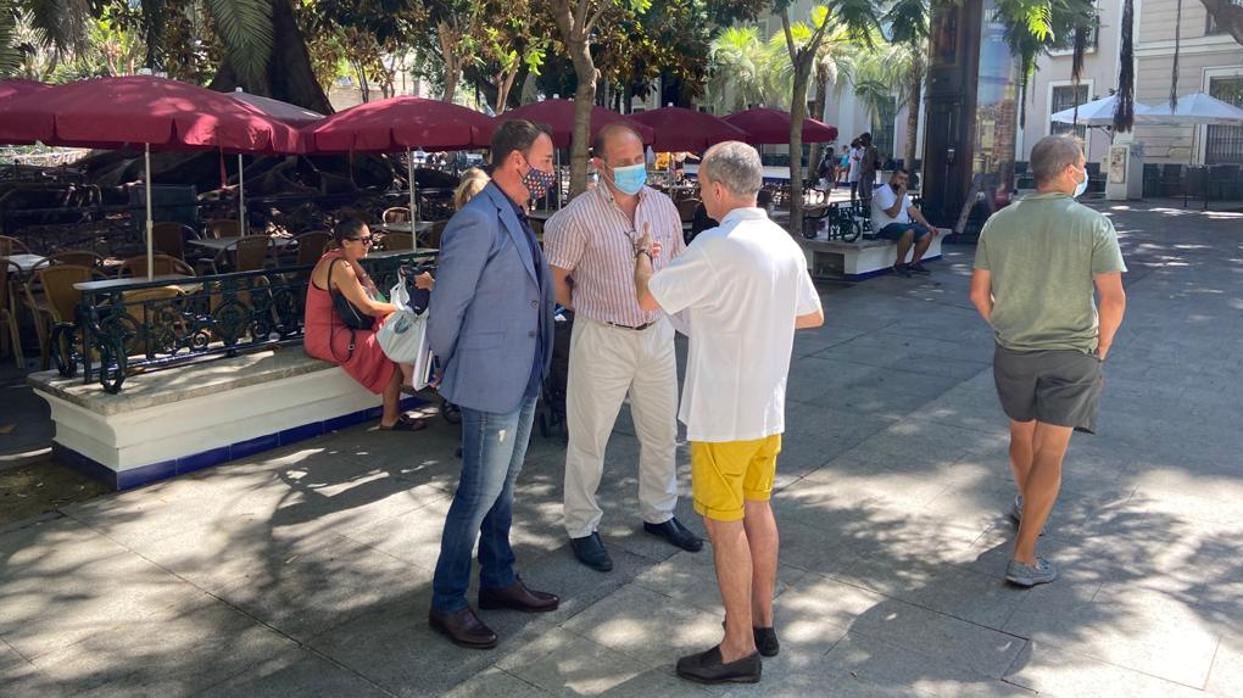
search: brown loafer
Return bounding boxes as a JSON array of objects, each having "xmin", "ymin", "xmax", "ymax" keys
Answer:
[
  {"xmin": 428, "ymin": 606, "xmax": 498, "ymax": 649},
  {"xmin": 478, "ymin": 579, "xmax": 559, "ymax": 613}
]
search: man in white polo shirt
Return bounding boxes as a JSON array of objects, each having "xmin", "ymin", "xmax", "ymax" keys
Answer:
[
  {"xmin": 870, "ymin": 167, "xmax": 939, "ymax": 277},
  {"xmin": 545, "ymin": 123, "xmax": 703, "ymax": 574},
  {"xmin": 635, "ymin": 141, "xmax": 824, "ymax": 685}
]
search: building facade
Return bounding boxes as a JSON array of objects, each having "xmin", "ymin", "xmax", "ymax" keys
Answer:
[
  {"xmin": 1133, "ymin": 0, "xmax": 1243, "ymax": 164},
  {"xmin": 1022, "ymin": 0, "xmax": 1243, "ymax": 166}
]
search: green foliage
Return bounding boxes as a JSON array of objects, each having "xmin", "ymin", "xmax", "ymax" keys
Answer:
[
  {"xmin": 205, "ymin": 0, "xmax": 272, "ymax": 85},
  {"xmin": 0, "ymin": 0, "xmax": 22, "ymax": 77}
]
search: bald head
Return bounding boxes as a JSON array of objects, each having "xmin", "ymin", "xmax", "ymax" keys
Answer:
[{"xmin": 592, "ymin": 123, "xmax": 645, "ymax": 163}]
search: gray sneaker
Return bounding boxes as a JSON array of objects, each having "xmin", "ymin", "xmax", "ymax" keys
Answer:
[
  {"xmin": 1005, "ymin": 558, "xmax": 1058, "ymax": 587},
  {"xmin": 1009, "ymin": 495, "xmax": 1023, "ymax": 523}
]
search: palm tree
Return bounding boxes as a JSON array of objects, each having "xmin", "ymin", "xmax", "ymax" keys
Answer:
[
  {"xmin": 884, "ymin": 0, "xmax": 928, "ymax": 168},
  {"xmin": 809, "ymin": 25, "xmax": 857, "ymax": 176},
  {"xmin": 773, "ymin": 1, "xmax": 878, "ymax": 235},
  {"xmin": 707, "ymin": 26, "xmax": 770, "ymax": 113}
]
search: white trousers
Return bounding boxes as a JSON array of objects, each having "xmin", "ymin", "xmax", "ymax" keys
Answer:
[{"xmin": 563, "ymin": 316, "xmax": 679, "ymax": 538}]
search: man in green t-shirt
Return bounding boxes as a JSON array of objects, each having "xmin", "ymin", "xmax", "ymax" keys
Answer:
[{"xmin": 969, "ymin": 135, "xmax": 1127, "ymax": 588}]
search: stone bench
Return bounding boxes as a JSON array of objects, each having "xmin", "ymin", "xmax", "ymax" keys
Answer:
[
  {"xmin": 796, "ymin": 229, "xmax": 947, "ymax": 280},
  {"xmin": 28, "ymin": 348, "xmax": 425, "ymax": 490}
]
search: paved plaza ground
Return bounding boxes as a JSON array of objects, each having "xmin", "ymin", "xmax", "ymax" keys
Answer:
[{"xmin": 1, "ymin": 199, "xmax": 1241, "ymax": 696}]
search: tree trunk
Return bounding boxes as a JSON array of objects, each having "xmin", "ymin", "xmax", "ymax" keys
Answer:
[
  {"xmin": 789, "ymin": 58, "xmax": 813, "ymax": 236},
  {"xmin": 1199, "ymin": 0, "xmax": 1243, "ymax": 45},
  {"xmin": 904, "ymin": 54, "xmax": 922, "ymax": 170},
  {"xmin": 208, "ymin": 0, "xmax": 331, "ymax": 113},
  {"xmin": 810, "ymin": 65, "xmax": 831, "ymax": 187},
  {"xmin": 495, "ymin": 68, "xmax": 518, "ymax": 114},
  {"xmin": 438, "ymin": 22, "xmax": 462, "ymax": 104},
  {"xmin": 568, "ymin": 48, "xmax": 596, "ymax": 195},
  {"xmin": 552, "ymin": 0, "xmax": 595, "ymax": 196}
]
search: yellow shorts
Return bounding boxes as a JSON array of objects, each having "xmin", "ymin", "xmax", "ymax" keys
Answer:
[{"xmin": 690, "ymin": 435, "xmax": 782, "ymax": 522}]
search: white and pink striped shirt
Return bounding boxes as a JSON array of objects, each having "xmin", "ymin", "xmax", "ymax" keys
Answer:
[{"xmin": 544, "ymin": 185, "xmax": 685, "ymax": 328}]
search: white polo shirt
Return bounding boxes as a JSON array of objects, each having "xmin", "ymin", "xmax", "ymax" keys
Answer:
[
  {"xmin": 870, "ymin": 183, "xmax": 912, "ymax": 229},
  {"xmin": 648, "ymin": 207, "xmax": 822, "ymax": 443}
]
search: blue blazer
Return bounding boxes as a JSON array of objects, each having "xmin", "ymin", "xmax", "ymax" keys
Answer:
[{"xmin": 429, "ymin": 182, "xmax": 555, "ymax": 414}]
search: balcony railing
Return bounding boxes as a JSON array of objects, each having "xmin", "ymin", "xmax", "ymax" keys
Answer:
[{"xmin": 60, "ymin": 250, "xmax": 436, "ymax": 393}]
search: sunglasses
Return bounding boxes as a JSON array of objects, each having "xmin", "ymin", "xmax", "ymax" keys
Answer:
[{"xmin": 347, "ymin": 236, "xmax": 374, "ymax": 245}]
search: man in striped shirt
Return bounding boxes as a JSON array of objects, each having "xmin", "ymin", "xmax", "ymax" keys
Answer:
[{"xmin": 545, "ymin": 123, "xmax": 704, "ymax": 572}]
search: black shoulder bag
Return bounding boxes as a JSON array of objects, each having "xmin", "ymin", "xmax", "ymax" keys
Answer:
[{"xmin": 327, "ymin": 257, "xmax": 375, "ymax": 362}]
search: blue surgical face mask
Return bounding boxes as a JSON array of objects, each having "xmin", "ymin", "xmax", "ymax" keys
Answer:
[
  {"xmin": 609, "ymin": 163, "xmax": 647, "ymax": 196},
  {"xmin": 1073, "ymin": 166, "xmax": 1088, "ymax": 198}
]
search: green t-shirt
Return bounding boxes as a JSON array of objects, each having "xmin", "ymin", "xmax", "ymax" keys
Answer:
[{"xmin": 973, "ymin": 192, "xmax": 1126, "ymax": 354}]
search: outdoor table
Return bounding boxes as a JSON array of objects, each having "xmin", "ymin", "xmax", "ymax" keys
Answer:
[
  {"xmin": 377, "ymin": 221, "xmax": 436, "ymax": 235},
  {"xmin": 4, "ymin": 254, "xmax": 48, "ymax": 273},
  {"xmin": 186, "ymin": 236, "xmax": 293, "ymax": 253},
  {"xmin": 74, "ymin": 275, "xmax": 203, "ymax": 294},
  {"xmin": 365, "ymin": 248, "xmax": 439, "ymax": 262},
  {"xmin": 527, "ymin": 210, "xmax": 557, "ymax": 222}
]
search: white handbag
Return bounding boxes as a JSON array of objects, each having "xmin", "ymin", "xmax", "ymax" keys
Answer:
[{"xmin": 377, "ymin": 310, "xmax": 434, "ymax": 390}]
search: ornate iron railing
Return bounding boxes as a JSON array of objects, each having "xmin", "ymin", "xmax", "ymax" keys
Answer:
[{"xmin": 62, "ymin": 250, "xmax": 436, "ymax": 393}]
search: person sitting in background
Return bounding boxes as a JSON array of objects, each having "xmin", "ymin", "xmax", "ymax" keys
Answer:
[
  {"xmin": 454, "ymin": 168, "xmax": 490, "ymax": 210},
  {"xmin": 303, "ymin": 218, "xmax": 432, "ymax": 431},
  {"xmin": 870, "ymin": 168, "xmax": 939, "ymax": 277}
]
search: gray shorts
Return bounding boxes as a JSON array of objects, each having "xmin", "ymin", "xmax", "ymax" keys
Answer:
[{"xmin": 993, "ymin": 345, "xmax": 1104, "ymax": 434}]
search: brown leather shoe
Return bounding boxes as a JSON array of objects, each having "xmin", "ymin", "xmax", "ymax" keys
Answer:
[
  {"xmin": 478, "ymin": 579, "xmax": 559, "ymax": 612},
  {"xmin": 428, "ymin": 607, "xmax": 498, "ymax": 649}
]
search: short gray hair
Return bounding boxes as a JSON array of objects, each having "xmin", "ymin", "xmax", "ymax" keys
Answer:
[
  {"xmin": 1030, "ymin": 135, "xmax": 1083, "ymax": 185},
  {"xmin": 701, "ymin": 141, "xmax": 763, "ymax": 198}
]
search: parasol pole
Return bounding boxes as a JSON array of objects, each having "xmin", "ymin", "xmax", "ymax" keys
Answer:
[
  {"xmin": 407, "ymin": 147, "xmax": 418, "ymax": 252},
  {"xmin": 237, "ymin": 153, "xmax": 246, "ymax": 236},
  {"xmin": 145, "ymin": 143, "xmax": 154, "ymax": 279}
]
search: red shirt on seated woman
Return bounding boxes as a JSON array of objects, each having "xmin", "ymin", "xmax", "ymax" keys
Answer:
[{"xmin": 303, "ymin": 218, "xmax": 433, "ymax": 431}]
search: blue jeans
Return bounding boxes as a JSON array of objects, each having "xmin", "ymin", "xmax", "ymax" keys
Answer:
[{"xmin": 431, "ymin": 394, "xmax": 539, "ymax": 613}]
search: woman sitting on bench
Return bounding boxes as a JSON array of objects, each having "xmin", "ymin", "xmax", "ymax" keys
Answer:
[{"xmin": 304, "ymin": 218, "xmax": 434, "ymax": 431}]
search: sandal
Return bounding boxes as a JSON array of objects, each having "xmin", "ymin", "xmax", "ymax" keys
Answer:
[{"xmin": 379, "ymin": 414, "xmax": 430, "ymax": 432}]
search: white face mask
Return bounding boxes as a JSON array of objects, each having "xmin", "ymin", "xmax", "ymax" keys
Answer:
[{"xmin": 1073, "ymin": 166, "xmax": 1088, "ymax": 198}]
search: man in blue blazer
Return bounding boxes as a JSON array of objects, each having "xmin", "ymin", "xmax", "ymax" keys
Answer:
[{"xmin": 427, "ymin": 120, "xmax": 560, "ymax": 649}]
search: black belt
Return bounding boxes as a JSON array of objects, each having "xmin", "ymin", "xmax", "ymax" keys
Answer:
[{"xmin": 606, "ymin": 321, "xmax": 654, "ymax": 331}]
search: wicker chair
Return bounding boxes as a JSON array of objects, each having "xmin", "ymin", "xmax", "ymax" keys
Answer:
[
  {"xmin": 26, "ymin": 264, "xmax": 106, "ymax": 370},
  {"xmin": 382, "ymin": 207, "xmax": 412, "ymax": 224},
  {"xmin": 380, "ymin": 232, "xmax": 414, "ymax": 251},
  {"xmin": 293, "ymin": 231, "xmax": 332, "ymax": 266},
  {"xmin": 118, "ymin": 255, "xmax": 196, "ymax": 278},
  {"xmin": 117, "ymin": 286, "xmax": 187, "ymax": 357},
  {"xmin": 425, "ymin": 221, "xmax": 447, "ymax": 249},
  {"xmin": 1, "ymin": 259, "xmax": 24, "ymax": 367},
  {"xmin": 0, "ymin": 235, "xmax": 30, "ymax": 255},
  {"xmin": 229, "ymin": 236, "xmax": 272, "ymax": 272},
  {"xmin": 204, "ymin": 218, "xmax": 244, "ymax": 239},
  {"xmin": 152, "ymin": 222, "xmax": 194, "ymax": 259}
]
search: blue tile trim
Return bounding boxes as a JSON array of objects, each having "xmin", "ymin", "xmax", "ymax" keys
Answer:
[
  {"xmin": 230, "ymin": 433, "xmax": 280, "ymax": 461},
  {"xmin": 844, "ymin": 254, "xmax": 942, "ymax": 282},
  {"xmin": 53, "ymin": 443, "xmax": 121, "ymax": 490},
  {"xmin": 53, "ymin": 396, "xmax": 430, "ymax": 491},
  {"xmin": 278, "ymin": 422, "xmax": 324, "ymax": 447},
  {"xmin": 177, "ymin": 446, "xmax": 232, "ymax": 475},
  {"xmin": 117, "ymin": 459, "xmax": 178, "ymax": 490}
]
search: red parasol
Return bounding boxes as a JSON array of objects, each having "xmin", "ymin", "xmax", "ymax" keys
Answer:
[
  {"xmin": 228, "ymin": 88, "xmax": 324, "ymax": 127},
  {"xmin": 0, "ymin": 76, "xmax": 304, "ymax": 278},
  {"xmin": 723, "ymin": 107, "xmax": 838, "ymax": 145},
  {"xmin": 0, "ymin": 79, "xmax": 50, "ymax": 102},
  {"xmin": 0, "ymin": 75, "xmax": 303, "ymax": 153},
  {"xmin": 303, "ymin": 96, "xmax": 495, "ymax": 153},
  {"xmin": 628, "ymin": 106, "xmax": 748, "ymax": 152},
  {"xmin": 495, "ymin": 99, "xmax": 654, "ymax": 149}
]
